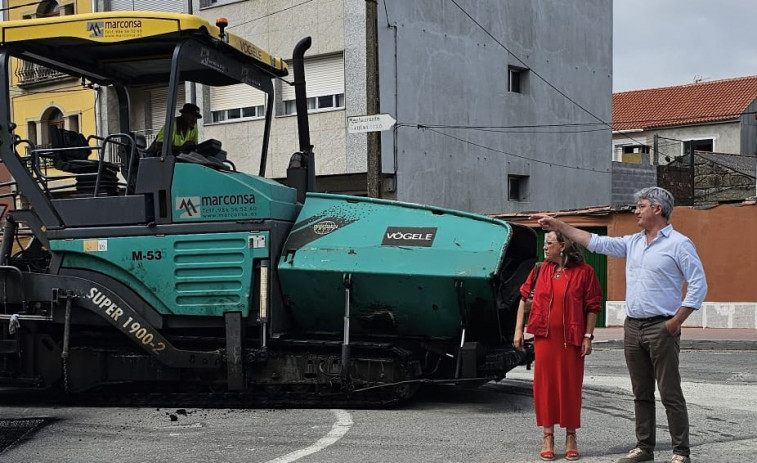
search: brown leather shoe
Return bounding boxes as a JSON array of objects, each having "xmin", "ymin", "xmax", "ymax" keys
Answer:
[{"xmin": 617, "ymin": 448, "xmax": 654, "ymax": 463}]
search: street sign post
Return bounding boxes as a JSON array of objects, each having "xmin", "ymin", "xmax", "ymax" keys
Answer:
[{"xmin": 347, "ymin": 114, "xmax": 397, "ymax": 133}]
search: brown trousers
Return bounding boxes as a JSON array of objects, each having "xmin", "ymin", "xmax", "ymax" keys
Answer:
[{"xmin": 624, "ymin": 317, "xmax": 690, "ymax": 457}]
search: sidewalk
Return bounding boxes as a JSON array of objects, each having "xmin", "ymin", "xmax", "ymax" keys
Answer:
[{"xmin": 592, "ymin": 326, "xmax": 757, "ymax": 350}]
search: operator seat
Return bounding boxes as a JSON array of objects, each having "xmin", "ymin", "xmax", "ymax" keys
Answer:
[{"xmin": 47, "ymin": 126, "xmax": 119, "ymax": 196}]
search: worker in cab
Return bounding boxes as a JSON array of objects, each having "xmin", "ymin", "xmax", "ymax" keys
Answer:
[{"xmin": 150, "ymin": 102, "xmax": 201, "ymax": 155}]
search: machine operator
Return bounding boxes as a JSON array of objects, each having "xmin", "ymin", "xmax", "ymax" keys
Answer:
[{"xmin": 150, "ymin": 102, "xmax": 201, "ymax": 155}]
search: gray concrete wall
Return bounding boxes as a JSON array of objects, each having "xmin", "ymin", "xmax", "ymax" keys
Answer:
[
  {"xmin": 377, "ymin": 0, "xmax": 613, "ymax": 214},
  {"xmin": 611, "ymin": 158, "xmax": 657, "ymax": 206}
]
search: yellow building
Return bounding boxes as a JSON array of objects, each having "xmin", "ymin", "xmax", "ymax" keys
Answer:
[
  {"xmin": 8, "ymin": 0, "xmax": 96, "ymax": 148},
  {"xmin": 2, "ymin": 0, "xmax": 96, "ymax": 252}
]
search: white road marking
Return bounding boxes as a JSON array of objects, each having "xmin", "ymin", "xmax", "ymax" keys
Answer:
[{"xmin": 265, "ymin": 409, "xmax": 353, "ymax": 463}]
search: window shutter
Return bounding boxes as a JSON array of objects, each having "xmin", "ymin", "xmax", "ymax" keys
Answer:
[
  {"xmin": 280, "ymin": 54, "xmax": 344, "ymax": 101},
  {"xmin": 150, "ymin": 86, "xmax": 185, "ymax": 132},
  {"xmin": 108, "ymin": 0, "xmax": 185, "ymax": 12},
  {"xmin": 210, "ymin": 84, "xmax": 266, "ymax": 112}
]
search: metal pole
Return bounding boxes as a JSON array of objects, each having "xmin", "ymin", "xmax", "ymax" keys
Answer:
[
  {"xmin": 258, "ymin": 260, "xmax": 269, "ymax": 349},
  {"xmin": 653, "ymin": 134, "xmax": 659, "ymax": 165},
  {"xmin": 690, "ymin": 145, "xmax": 695, "ymax": 205},
  {"xmin": 61, "ymin": 293, "xmax": 73, "ymax": 393},
  {"xmin": 455, "ymin": 327, "xmax": 466, "ymax": 379},
  {"xmin": 341, "ymin": 274, "xmax": 352, "ymax": 387}
]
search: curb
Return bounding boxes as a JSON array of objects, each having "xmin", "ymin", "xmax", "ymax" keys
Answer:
[{"xmin": 595, "ymin": 339, "xmax": 757, "ymax": 351}]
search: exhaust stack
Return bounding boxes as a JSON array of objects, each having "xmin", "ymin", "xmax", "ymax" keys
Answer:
[{"xmin": 286, "ymin": 37, "xmax": 315, "ymax": 203}]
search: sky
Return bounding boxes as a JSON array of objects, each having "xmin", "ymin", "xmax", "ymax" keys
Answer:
[{"xmin": 613, "ymin": 0, "xmax": 757, "ymax": 92}]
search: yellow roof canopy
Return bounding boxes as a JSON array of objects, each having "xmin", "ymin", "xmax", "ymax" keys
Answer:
[{"xmin": 0, "ymin": 11, "xmax": 288, "ymax": 86}]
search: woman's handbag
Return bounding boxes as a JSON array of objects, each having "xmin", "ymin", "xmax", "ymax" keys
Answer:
[{"xmin": 523, "ymin": 262, "xmax": 543, "ymax": 319}]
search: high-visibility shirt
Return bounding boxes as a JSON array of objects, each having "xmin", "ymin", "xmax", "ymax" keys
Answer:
[{"xmin": 155, "ymin": 117, "xmax": 198, "ymax": 147}]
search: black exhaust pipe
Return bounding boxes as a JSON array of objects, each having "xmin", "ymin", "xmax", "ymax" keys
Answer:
[{"xmin": 286, "ymin": 37, "xmax": 315, "ymax": 203}]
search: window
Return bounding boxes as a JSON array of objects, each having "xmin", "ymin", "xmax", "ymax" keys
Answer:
[
  {"xmin": 27, "ymin": 122, "xmax": 37, "ymax": 145},
  {"xmin": 17, "ymin": 1, "xmax": 74, "ymax": 85},
  {"xmin": 200, "ymin": 0, "xmax": 246, "ymax": 9},
  {"xmin": 614, "ymin": 143, "xmax": 650, "ymax": 162},
  {"xmin": 66, "ymin": 115, "xmax": 79, "ymax": 133},
  {"xmin": 38, "ymin": 107, "xmax": 64, "ymax": 147},
  {"xmin": 212, "ymin": 105, "xmax": 265, "ymax": 123},
  {"xmin": 508, "ymin": 175, "xmax": 528, "ymax": 201},
  {"xmin": 283, "ymin": 94, "xmax": 345, "ymax": 115},
  {"xmin": 280, "ymin": 54, "xmax": 345, "ymax": 116},
  {"xmin": 107, "ymin": 1, "xmax": 184, "ymax": 13},
  {"xmin": 623, "ymin": 145, "xmax": 649, "ymax": 154},
  {"xmin": 23, "ymin": 0, "xmax": 74, "ymax": 19},
  {"xmin": 508, "ymin": 66, "xmax": 528, "ymax": 93},
  {"xmin": 210, "ymin": 83, "xmax": 267, "ymax": 123},
  {"xmin": 684, "ymin": 139, "xmax": 713, "ymax": 153},
  {"xmin": 149, "ymin": 85, "xmax": 186, "ymax": 133}
]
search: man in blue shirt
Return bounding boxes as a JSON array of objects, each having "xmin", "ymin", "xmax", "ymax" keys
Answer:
[{"xmin": 533, "ymin": 187, "xmax": 707, "ymax": 463}]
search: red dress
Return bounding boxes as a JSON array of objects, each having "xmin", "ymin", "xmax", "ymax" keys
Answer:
[{"xmin": 532, "ymin": 271, "xmax": 585, "ymax": 428}]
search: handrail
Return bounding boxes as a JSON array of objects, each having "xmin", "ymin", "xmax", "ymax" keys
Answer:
[
  {"xmin": 18, "ymin": 133, "xmax": 140, "ymax": 198},
  {"xmin": 99, "ymin": 133, "xmax": 138, "ymax": 196},
  {"xmin": 0, "ymin": 265, "xmax": 25, "ymax": 314},
  {"xmin": 15, "ymin": 138, "xmax": 53, "ymax": 196}
]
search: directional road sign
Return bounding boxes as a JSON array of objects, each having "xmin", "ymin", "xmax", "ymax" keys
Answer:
[{"xmin": 347, "ymin": 114, "xmax": 397, "ymax": 133}]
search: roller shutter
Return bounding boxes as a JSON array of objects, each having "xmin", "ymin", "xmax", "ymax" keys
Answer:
[
  {"xmin": 280, "ymin": 54, "xmax": 344, "ymax": 102},
  {"xmin": 106, "ymin": 0, "xmax": 184, "ymax": 12},
  {"xmin": 150, "ymin": 86, "xmax": 186, "ymax": 132},
  {"xmin": 210, "ymin": 84, "xmax": 266, "ymax": 112}
]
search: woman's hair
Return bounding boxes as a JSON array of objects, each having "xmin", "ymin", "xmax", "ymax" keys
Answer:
[
  {"xmin": 634, "ymin": 186, "xmax": 674, "ymax": 219},
  {"xmin": 554, "ymin": 231, "xmax": 585, "ymax": 267}
]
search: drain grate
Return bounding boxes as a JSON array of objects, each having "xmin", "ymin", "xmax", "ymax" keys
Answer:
[{"xmin": 0, "ymin": 418, "xmax": 50, "ymax": 454}]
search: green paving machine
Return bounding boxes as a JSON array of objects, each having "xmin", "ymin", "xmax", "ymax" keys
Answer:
[{"xmin": 0, "ymin": 12, "xmax": 536, "ymax": 404}]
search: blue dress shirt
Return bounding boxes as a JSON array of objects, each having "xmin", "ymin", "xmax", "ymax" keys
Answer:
[{"xmin": 588, "ymin": 224, "xmax": 707, "ymax": 318}]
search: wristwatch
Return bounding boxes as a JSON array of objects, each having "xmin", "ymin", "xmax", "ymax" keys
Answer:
[{"xmin": 584, "ymin": 333, "xmax": 594, "ymax": 340}]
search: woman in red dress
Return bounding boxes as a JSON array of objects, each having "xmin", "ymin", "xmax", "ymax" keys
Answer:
[{"xmin": 514, "ymin": 231, "xmax": 602, "ymax": 461}]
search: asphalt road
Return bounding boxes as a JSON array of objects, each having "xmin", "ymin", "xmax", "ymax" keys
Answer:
[{"xmin": 1, "ymin": 348, "xmax": 755, "ymax": 463}]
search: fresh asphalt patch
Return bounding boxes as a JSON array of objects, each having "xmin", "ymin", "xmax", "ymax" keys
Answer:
[{"xmin": 0, "ymin": 418, "xmax": 53, "ymax": 455}]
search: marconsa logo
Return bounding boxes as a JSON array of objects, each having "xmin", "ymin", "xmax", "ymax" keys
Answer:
[
  {"xmin": 201, "ymin": 194, "xmax": 256, "ymax": 206},
  {"xmin": 381, "ymin": 227, "xmax": 437, "ymax": 247},
  {"xmin": 103, "ymin": 20, "xmax": 142, "ymax": 28}
]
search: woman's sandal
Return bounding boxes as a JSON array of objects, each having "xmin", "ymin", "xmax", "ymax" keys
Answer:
[
  {"xmin": 540, "ymin": 432, "xmax": 555, "ymax": 461},
  {"xmin": 565, "ymin": 430, "xmax": 580, "ymax": 461}
]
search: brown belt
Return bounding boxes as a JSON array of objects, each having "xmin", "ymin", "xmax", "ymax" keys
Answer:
[{"xmin": 626, "ymin": 315, "xmax": 672, "ymax": 323}]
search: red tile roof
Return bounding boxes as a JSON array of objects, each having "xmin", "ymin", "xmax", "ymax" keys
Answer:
[{"xmin": 613, "ymin": 75, "xmax": 757, "ymax": 131}]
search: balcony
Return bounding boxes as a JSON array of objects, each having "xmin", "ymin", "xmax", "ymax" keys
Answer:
[{"xmin": 15, "ymin": 61, "xmax": 73, "ymax": 87}]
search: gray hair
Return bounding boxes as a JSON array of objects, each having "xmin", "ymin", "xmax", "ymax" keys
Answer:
[{"xmin": 634, "ymin": 186, "xmax": 674, "ymax": 219}]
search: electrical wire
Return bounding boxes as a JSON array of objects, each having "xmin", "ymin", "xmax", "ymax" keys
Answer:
[
  {"xmin": 443, "ymin": 0, "xmax": 757, "ymax": 161},
  {"xmin": 406, "ymin": 124, "xmax": 611, "ymax": 174},
  {"xmin": 0, "ymin": 1, "xmax": 45, "ymax": 13},
  {"xmin": 447, "ymin": 0, "xmax": 612, "ymax": 131},
  {"xmin": 8, "ymin": 2, "xmax": 754, "ymax": 173},
  {"xmin": 226, "ymin": 0, "xmax": 314, "ymax": 30}
]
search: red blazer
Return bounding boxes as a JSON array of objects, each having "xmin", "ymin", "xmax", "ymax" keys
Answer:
[{"xmin": 520, "ymin": 261, "xmax": 602, "ymax": 347}]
